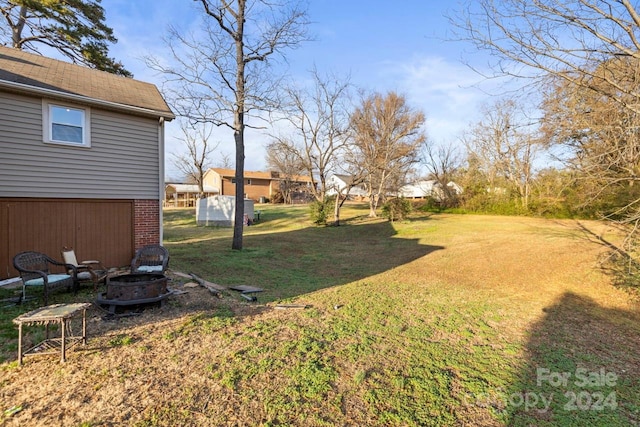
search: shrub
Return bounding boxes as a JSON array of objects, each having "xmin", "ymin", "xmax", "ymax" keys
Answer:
[
  {"xmin": 309, "ymin": 199, "xmax": 334, "ymax": 225},
  {"xmin": 271, "ymin": 191, "xmax": 284, "ymax": 204},
  {"xmin": 382, "ymin": 197, "xmax": 412, "ymax": 221},
  {"xmin": 415, "ymin": 196, "xmax": 445, "ymax": 213}
]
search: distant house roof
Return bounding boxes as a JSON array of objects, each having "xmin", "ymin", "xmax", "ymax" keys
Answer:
[
  {"xmin": 0, "ymin": 46, "xmax": 174, "ymax": 120},
  {"xmin": 210, "ymin": 168, "xmax": 313, "ymax": 183},
  {"xmin": 327, "ymin": 174, "xmax": 367, "ymax": 196},
  {"xmin": 399, "ymin": 180, "xmax": 437, "ymax": 198},
  {"xmin": 333, "ymin": 174, "xmax": 355, "ymax": 185},
  {"xmin": 399, "ymin": 180, "xmax": 462, "ymax": 198}
]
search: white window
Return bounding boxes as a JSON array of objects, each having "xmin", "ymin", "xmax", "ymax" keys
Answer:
[{"xmin": 43, "ymin": 101, "xmax": 91, "ymax": 147}]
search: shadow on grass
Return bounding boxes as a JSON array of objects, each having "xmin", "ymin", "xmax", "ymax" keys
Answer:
[
  {"xmin": 501, "ymin": 292, "xmax": 640, "ymax": 426},
  {"xmin": 1, "ymin": 211, "xmax": 442, "ymax": 364},
  {"xmin": 544, "ymin": 219, "xmax": 640, "ymax": 297},
  {"xmin": 166, "ymin": 219, "xmax": 444, "ymax": 301}
]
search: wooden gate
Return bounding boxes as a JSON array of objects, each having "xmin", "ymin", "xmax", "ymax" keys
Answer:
[{"xmin": 0, "ymin": 199, "xmax": 133, "ymax": 278}]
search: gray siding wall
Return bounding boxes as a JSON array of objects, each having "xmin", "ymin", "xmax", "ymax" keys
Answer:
[{"xmin": 0, "ymin": 92, "xmax": 161, "ymax": 199}]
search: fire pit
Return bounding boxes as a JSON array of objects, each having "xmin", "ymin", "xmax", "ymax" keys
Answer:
[{"xmin": 97, "ymin": 273, "xmax": 172, "ymax": 313}]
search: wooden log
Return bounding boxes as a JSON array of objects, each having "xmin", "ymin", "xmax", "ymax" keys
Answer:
[{"xmin": 189, "ymin": 273, "xmax": 224, "ymax": 297}]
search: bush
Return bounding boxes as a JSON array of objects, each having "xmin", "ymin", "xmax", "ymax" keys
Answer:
[
  {"xmin": 271, "ymin": 191, "xmax": 284, "ymax": 204},
  {"xmin": 458, "ymin": 191, "xmax": 528, "ymax": 216},
  {"xmin": 382, "ymin": 198, "xmax": 412, "ymax": 222},
  {"xmin": 309, "ymin": 199, "xmax": 334, "ymax": 225},
  {"xmin": 415, "ymin": 196, "xmax": 446, "ymax": 213}
]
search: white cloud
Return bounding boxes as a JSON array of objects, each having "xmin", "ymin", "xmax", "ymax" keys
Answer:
[{"xmin": 380, "ymin": 55, "xmax": 498, "ymax": 145}]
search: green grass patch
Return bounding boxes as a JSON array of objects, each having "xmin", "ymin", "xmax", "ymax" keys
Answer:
[
  {"xmin": 159, "ymin": 205, "xmax": 640, "ymax": 426},
  {"xmin": 2, "ymin": 204, "xmax": 639, "ymax": 426}
]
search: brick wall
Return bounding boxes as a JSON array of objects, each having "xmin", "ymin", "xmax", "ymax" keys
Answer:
[{"xmin": 134, "ymin": 199, "xmax": 160, "ymax": 249}]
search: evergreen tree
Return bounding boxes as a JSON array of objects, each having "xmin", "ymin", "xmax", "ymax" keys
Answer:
[{"xmin": 0, "ymin": 0, "xmax": 131, "ymax": 77}]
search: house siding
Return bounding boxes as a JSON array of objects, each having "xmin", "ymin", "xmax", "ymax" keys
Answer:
[
  {"xmin": 0, "ymin": 197, "xmax": 160, "ymax": 277},
  {"xmin": 244, "ymin": 178, "xmax": 271, "ymax": 200},
  {"xmin": 0, "ymin": 47, "xmax": 172, "ymax": 280},
  {"xmin": 0, "ymin": 198, "xmax": 134, "ymax": 276},
  {"xmin": 205, "ymin": 170, "xmax": 279, "ymax": 201},
  {"xmin": 0, "ymin": 92, "xmax": 160, "ymax": 199},
  {"xmin": 203, "ymin": 171, "xmax": 221, "ymax": 190},
  {"xmin": 217, "ymin": 177, "xmax": 271, "ymax": 200},
  {"xmin": 202, "ymin": 168, "xmax": 314, "ymax": 202}
]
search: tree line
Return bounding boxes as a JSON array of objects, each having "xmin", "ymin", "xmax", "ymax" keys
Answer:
[
  {"xmin": 159, "ymin": 0, "xmax": 640, "ymax": 263},
  {"xmin": 451, "ymin": 0, "xmax": 640, "ymax": 262},
  {"xmin": 4, "ymin": 0, "xmax": 640, "ymax": 262},
  {"xmin": 265, "ymin": 71, "xmax": 426, "ymax": 225}
]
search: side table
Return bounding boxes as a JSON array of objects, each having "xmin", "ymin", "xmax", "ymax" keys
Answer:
[{"xmin": 13, "ymin": 303, "xmax": 91, "ymax": 365}]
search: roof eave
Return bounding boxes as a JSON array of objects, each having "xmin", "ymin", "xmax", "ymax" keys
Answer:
[{"xmin": 0, "ymin": 79, "xmax": 175, "ymax": 121}]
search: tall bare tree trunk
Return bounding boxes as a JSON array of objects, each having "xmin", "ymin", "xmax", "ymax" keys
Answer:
[
  {"xmin": 232, "ymin": 1, "xmax": 246, "ymax": 251},
  {"xmin": 233, "ymin": 127, "xmax": 245, "ymax": 249},
  {"xmin": 12, "ymin": 6, "xmax": 28, "ymax": 48},
  {"xmin": 369, "ymin": 193, "xmax": 379, "ymax": 217},
  {"xmin": 333, "ymin": 194, "xmax": 341, "ymax": 226},
  {"xmin": 149, "ymin": 0, "xmax": 309, "ymax": 249}
]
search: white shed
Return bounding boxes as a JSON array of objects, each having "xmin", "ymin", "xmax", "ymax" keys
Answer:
[{"xmin": 196, "ymin": 195, "xmax": 255, "ymax": 227}]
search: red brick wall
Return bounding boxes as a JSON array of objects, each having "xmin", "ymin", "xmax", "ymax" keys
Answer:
[
  {"xmin": 134, "ymin": 199, "xmax": 160, "ymax": 249},
  {"xmin": 221, "ymin": 178, "xmax": 271, "ymax": 200}
]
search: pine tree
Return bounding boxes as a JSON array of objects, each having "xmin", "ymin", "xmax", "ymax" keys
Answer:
[{"xmin": 0, "ymin": 0, "xmax": 131, "ymax": 77}]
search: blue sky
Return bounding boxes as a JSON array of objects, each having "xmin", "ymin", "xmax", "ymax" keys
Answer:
[{"xmin": 102, "ymin": 0, "xmax": 498, "ymax": 179}]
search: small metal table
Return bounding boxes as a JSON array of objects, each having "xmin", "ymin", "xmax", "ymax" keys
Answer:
[{"xmin": 13, "ymin": 303, "xmax": 91, "ymax": 365}]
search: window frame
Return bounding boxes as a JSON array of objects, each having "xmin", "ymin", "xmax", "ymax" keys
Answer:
[{"xmin": 42, "ymin": 100, "xmax": 91, "ymax": 148}]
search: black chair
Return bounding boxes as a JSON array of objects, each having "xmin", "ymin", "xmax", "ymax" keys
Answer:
[
  {"xmin": 13, "ymin": 251, "xmax": 78, "ymax": 305},
  {"xmin": 131, "ymin": 245, "xmax": 169, "ymax": 274}
]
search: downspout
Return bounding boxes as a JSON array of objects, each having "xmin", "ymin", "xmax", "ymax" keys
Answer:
[{"xmin": 158, "ymin": 117, "xmax": 165, "ymax": 244}]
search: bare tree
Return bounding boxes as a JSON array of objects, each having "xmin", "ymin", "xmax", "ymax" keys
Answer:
[
  {"xmin": 329, "ymin": 161, "xmax": 367, "ymax": 226},
  {"xmin": 454, "ymin": 0, "xmax": 640, "ymax": 248},
  {"xmin": 423, "ymin": 142, "xmax": 462, "ymax": 208},
  {"xmin": 350, "ymin": 91, "xmax": 426, "ymax": 217},
  {"xmin": 215, "ymin": 151, "xmax": 234, "ymax": 169},
  {"xmin": 541, "ymin": 59, "xmax": 640, "ymax": 237},
  {"xmin": 147, "ymin": 0, "xmax": 309, "ymax": 250},
  {"xmin": 453, "ymin": 0, "xmax": 640, "ymax": 99},
  {"xmin": 462, "ymin": 98, "xmax": 539, "ymax": 209},
  {"xmin": 265, "ymin": 139, "xmax": 306, "ymax": 204},
  {"xmin": 270, "ymin": 68, "xmax": 353, "ymax": 205},
  {"xmin": 171, "ymin": 120, "xmax": 218, "ymax": 197}
]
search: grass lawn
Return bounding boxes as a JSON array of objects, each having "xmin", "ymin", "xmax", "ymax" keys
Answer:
[{"xmin": 1, "ymin": 203, "xmax": 639, "ymax": 426}]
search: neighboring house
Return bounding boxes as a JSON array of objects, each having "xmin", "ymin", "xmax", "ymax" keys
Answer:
[
  {"xmin": 164, "ymin": 183, "xmax": 219, "ymax": 207},
  {"xmin": 203, "ymin": 168, "xmax": 313, "ymax": 202},
  {"xmin": 399, "ymin": 180, "xmax": 462, "ymax": 200},
  {"xmin": 398, "ymin": 180, "xmax": 438, "ymax": 199},
  {"xmin": 0, "ymin": 46, "xmax": 174, "ymax": 277},
  {"xmin": 447, "ymin": 181, "xmax": 463, "ymax": 195},
  {"xmin": 326, "ymin": 174, "xmax": 368, "ymax": 199}
]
